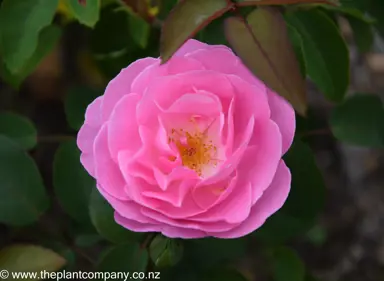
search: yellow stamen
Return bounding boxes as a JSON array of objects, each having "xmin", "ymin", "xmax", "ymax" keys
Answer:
[{"xmin": 169, "ymin": 119, "xmax": 218, "ymax": 176}]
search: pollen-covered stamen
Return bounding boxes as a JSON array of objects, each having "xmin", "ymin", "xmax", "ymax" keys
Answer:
[{"xmin": 168, "ymin": 118, "xmax": 219, "ymax": 176}]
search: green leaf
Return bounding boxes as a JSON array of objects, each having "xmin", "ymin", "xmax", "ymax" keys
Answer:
[
  {"xmin": 271, "ymin": 247, "xmax": 305, "ymax": 281},
  {"xmin": 197, "ymin": 16, "xmax": 229, "ymax": 46},
  {"xmin": 346, "ymin": 15, "xmax": 374, "ymax": 53},
  {"xmin": 65, "ymin": 0, "xmax": 100, "ymax": 27},
  {"xmin": 326, "ymin": 6, "xmax": 375, "ymax": 23},
  {"xmin": 97, "ymin": 243, "xmax": 148, "ymax": 273},
  {"xmin": 160, "ymin": 0, "xmax": 232, "ymax": 63},
  {"xmin": 254, "ymin": 140, "xmax": 325, "ymax": 244},
  {"xmin": 75, "ymin": 233, "xmax": 103, "ymax": 248},
  {"xmin": 285, "ymin": 9, "xmax": 349, "ymax": 102},
  {"xmin": 0, "ymin": 0, "xmax": 58, "ymax": 73},
  {"xmin": 39, "ymin": 241, "xmax": 76, "ymax": 271},
  {"xmin": 91, "ymin": 6, "xmax": 142, "ymax": 79},
  {"xmin": 0, "ymin": 245, "xmax": 66, "ymax": 278},
  {"xmin": 367, "ymin": 1, "xmax": 384, "ymax": 38},
  {"xmin": 339, "ymin": 0, "xmax": 365, "ymax": 9},
  {"xmin": 0, "ymin": 136, "xmax": 49, "ymax": 226},
  {"xmin": 64, "ymin": 86, "xmax": 102, "ymax": 131},
  {"xmin": 158, "ymin": 0, "xmax": 178, "ymax": 21},
  {"xmin": 0, "ymin": 113, "xmax": 37, "ymax": 150},
  {"xmin": 201, "ymin": 268, "xmax": 247, "ymax": 281},
  {"xmin": 325, "ymin": 6, "xmax": 375, "ymax": 53},
  {"xmin": 306, "ymin": 224, "xmax": 327, "ymax": 246},
  {"xmin": 129, "ymin": 13, "xmax": 150, "ymax": 49},
  {"xmin": 225, "ymin": 8, "xmax": 307, "ymax": 115},
  {"xmin": 330, "ymin": 94, "xmax": 384, "ymax": 147},
  {"xmin": 150, "ymin": 235, "xmax": 183, "ymax": 268},
  {"xmin": 287, "ymin": 24, "xmax": 306, "ymax": 77},
  {"xmin": 53, "ymin": 140, "xmax": 94, "ymax": 224},
  {"xmin": 89, "ymin": 188, "xmax": 142, "ymax": 243},
  {"xmin": 0, "ymin": 25, "xmax": 61, "ymax": 88},
  {"xmin": 283, "ymin": 140, "xmax": 326, "ymax": 219},
  {"xmin": 184, "ymin": 238, "xmax": 247, "ymax": 268}
]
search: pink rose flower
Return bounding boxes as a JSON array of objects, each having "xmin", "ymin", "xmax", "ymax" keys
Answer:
[{"xmin": 77, "ymin": 39, "xmax": 295, "ymax": 239}]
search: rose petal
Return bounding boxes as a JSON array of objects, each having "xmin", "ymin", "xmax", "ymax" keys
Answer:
[
  {"xmin": 93, "ymin": 124, "xmax": 129, "ymax": 200},
  {"xmin": 137, "ymin": 71, "xmax": 235, "ymax": 126},
  {"xmin": 237, "ymin": 120, "xmax": 282, "ymax": 204},
  {"xmin": 84, "ymin": 96, "xmax": 103, "ymax": 127},
  {"xmin": 108, "ymin": 94, "xmax": 142, "ymax": 160},
  {"xmin": 101, "ymin": 58, "xmax": 158, "ymax": 121},
  {"xmin": 188, "ymin": 46, "xmax": 265, "ymax": 90},
  {"xmin": 267, "ymin": 89, "xmax": 295, "ymax": 154},
  {"xmin": 80, "ymin": 153, "xmax": 95, "ymax": 177},
  {"xmin": 142, "ymin": 207, "xmax": 237, "ymax": 232},
  {"xmin": 191, "ymin": 180, "xmax": 252, "ymax": 224},
  {"xmin": 227, "ymin": 74, "xmax": 270, "ymax": 149},
  {"xmin": 192, "ymin": 172, "xmax": 238, "ymax": 211},
  {"xmin": 174, "ymin": 39, "xmax": 210, "ymax": 57},
  {"xmin": 77, "ymin": 124, "xmax": 99, "ymax": 154},
  {"xmin": 115, "ymin": 212, "xmax": 160, "ymax": 233},
  {"xmin": 118, "ymin": 150, "xmax": 157, "ymax": 186},
  {"xmin": 209, "ymin": 160, "xmax": 291, "ymax": 238},
  {"xmin": 131, "ymin": 56, "xmax": 205, "ymax": 95},
  {"xmin": 162, "ymin": 225, "xmax": 207, "ymax": 239}
]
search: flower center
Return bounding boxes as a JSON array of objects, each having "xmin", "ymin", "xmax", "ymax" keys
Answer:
[{"xmin": 168, "ymin": 119, "xmax": 218, "ymax": 177}]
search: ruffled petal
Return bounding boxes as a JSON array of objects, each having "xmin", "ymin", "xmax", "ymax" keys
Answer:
[
  {"xmin": 93, "ymin": 124, "xmax": 129, "ymax": 200},
  {"xmin": 237, "ymin": 120, "xmax": 282, "ymax": 204},
  {"xmin": 101, "ymin": 58, "xmax": 158, "ymax": 121},
  {"xmin": 108, "ymin": 94, "xmax": 142, "ymax": 160},
  {"xmin": 267, "ymin": 89, "xmax": 295, "ymax": 154},
  {"xmin": 84, "ymin": 96, "xmax": 103, "ymax": 127},
  {"xmin": 209, "ymin": 160, "xmax": 291, "ymax": 238},
  {"xmin": 174, "ymin": 39, "xmax": 210, "ymax": 57}
]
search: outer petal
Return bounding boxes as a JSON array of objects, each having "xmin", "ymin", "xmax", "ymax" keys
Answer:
[
  {"xmin": 80, "ymin": 153, "xmax": 95, "ymax": 177},
  {"xmin": 115, "ymin": 212, "xmax": 160, "ymax": 233},
  {"xmin": 77, "ymin": 125, "xmax": 99, "ymax": 154},
  {"xmin": 108, "ymin": 94, "xmax": 142, "ymax": 160},
  {"xmin": 267, "ymin": 89, "xmax": 295, "ymax": 154},
  {"xmin": 84, "ymin": 96, "xmax": 103, "ymax": 127},
  {"xmin": 130, "ymin": 56, "xmax": 204, "ymax": 95},
  {"xmin": 77, "ymin": 96, "xmax": 104, "ymax": 154},
  {"xmin": 191, "ymin": 181, "xmax": 252, "ymax": 224},
  {"xmin": 209, "ymin": 160, "xmax": 291, "ymax": 238},
  {"xmin": 142, "ymin": 207, "xmax": 236, "ymax": 232},
  {"xmin": 162, "ymin": 225, "xmax": 207, "ymax": 239},
  {"xmin": 188, "ymin": 47, "xmax": 265, "ymax": 90},
  {"xmin": 238, "ymin": 120, "xmax": 282, "ymax": 204},
  {"xmin": 93, "ymin": 125, "xmax": 129, "ymax": 200},
  {"xmin": 174, "ymin": 39, "xmax": 209, "ymax": 57},
  {"xmin": 101, "ymin": 58, "xmax": 158, "ymax": 121},
  {"xmin": 97, "ymin": 186, "xmax": 155, "ymax": 224},
  {"xmin": 227, "ymin": 75, "xmax": 270, "ymax": 149}
]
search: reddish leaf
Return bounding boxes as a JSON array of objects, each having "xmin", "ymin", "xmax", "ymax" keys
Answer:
[
  {"xmin": 160, "ymin": 0, "xmax": 233, "ymax": 63},
  {"xmin": 225, "ymin": 8, "xmax": 307, "ymax": 115},
  {"xmin": 235, "ymin": 0, "xmax": 339, "ymax": 6},
  {"xmin": 78, "ymin": 0, "xmax": 86, "ymax": 6}
]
